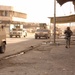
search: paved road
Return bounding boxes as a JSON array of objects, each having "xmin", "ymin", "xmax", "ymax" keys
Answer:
[
  {"xmin": 0, "ymin": 40, "xmax": 75, "ymax": 75},
  {"xmin": 0, "ymin": 33, "xmax": 50, "ymax": 59},
  {"xmin": 0, "ymin": 34, "xmax": 75, "ymax": 75}
]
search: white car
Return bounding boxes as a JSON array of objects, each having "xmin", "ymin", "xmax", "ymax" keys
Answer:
[{"xmin": 10, "ymin": 28, "xmax": 27, "ymax": 38}]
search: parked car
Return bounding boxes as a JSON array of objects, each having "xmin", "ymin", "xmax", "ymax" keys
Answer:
[
  {"xmin": 0, "ymin": 25, "xmax": 6, "ymax": 53},
  {"xmin": 35, "ymin": 29, "xmax": 50, "ymax": 39},
  {"xmin": 10, "ymin": 28, "xmax": 27, "ymax": 38}
]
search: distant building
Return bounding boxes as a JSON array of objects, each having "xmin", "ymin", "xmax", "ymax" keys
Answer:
[
  {"xmin": 0, "ymin": 5, "xmax": 27, "ymax": 36},
  {"xmin": 0, "ymin": 5, "xmax": 27, "ymax": 25}
]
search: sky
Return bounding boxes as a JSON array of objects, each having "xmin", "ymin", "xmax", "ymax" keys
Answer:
[{"xmin": 0, "ymin": 0, "xmax": 75, "ymax": 23}]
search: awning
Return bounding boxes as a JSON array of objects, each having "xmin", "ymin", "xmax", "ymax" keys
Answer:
[
  {"xmin": 48, "ymin": 14, "xmax": 75, "ymax": 23},
  {"xmin": 56, "ymin": 0, "xmax": 75, "ymax": 5},
  {"xmin": 56, "ymin": 0, "xmax": 75, "ymax": 10}
]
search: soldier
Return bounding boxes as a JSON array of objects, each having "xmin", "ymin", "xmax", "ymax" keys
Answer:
[{"xmin": 64, "ymin": 27, "xmax": 73, "ymax": 48}]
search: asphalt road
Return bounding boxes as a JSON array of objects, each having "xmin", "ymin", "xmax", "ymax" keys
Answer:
[
  {"xmin": 0, "ymin": 40, "xmax": 75, "ymax": 75},
  {"xmin": 0, "ymin": 33, "xmax": 50, "ymax": 59},
  {"xmin": 0, "ymin": 34, "xmax": 75, "ymax": 75}
]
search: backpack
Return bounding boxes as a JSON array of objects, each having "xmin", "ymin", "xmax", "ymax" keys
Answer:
[{"xmin": 64, "ymin": 30, "xmax": 72, "ymax": 37}]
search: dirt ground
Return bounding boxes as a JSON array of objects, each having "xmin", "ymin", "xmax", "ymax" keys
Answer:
[{"xmin": 0, "ymin": 42, "xmax": 75, "ymax": 75}]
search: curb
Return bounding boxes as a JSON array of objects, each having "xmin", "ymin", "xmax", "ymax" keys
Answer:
[{"xmin": 0, "ymin": 43, "xmax": 42, "ymax": 61}]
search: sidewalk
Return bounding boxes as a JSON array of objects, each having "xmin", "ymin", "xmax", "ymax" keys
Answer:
[
  {"xmin": 49, "ymin": 35, "xmax": 75, "ymax": 45},
  {"xmin": 0, "ymin": 38, "xmax": 75, "ymax": 75}
]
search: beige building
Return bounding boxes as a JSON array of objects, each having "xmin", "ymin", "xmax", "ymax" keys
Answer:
[
  {"xmin": 0, "ymin": 5, "xmax": 27, "ymax": 24},
  {"xmin": 0, "ymin": 5, "xmax": 27, "ymax": 36}
]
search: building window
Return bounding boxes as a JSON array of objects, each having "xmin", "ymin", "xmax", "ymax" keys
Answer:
[
  {"xmin": 3, "ymin": 11, "xmax": 6, "ymax": 16},
  {"xmin": 1, "ymin": 11, "xmax": 10, "ymax": 16}
]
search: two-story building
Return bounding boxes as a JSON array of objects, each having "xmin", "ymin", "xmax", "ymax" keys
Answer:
[{"xmin": 0, "ymin": 5, "xmax": 27, "ymax": 36}]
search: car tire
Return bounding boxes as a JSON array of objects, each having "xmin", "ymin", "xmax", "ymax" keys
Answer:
[
  {"xmin": 39, "ymin": 37, "xmax": 40, "ymax": 39},
  {"xmin": 16, "ymin": 36, "xmax": 17, "ymax": 38},
  {"xmin": 10, "ymin": 35, "xmax": 12, "ymax": 38},
  {"xmin": 0, "ymin": 43, "xmax": 6, "ymax": 53},
  {"xmin": 24, "ymin": 35, "xmax": 26, "ymax": 37},
  {"xmin": 19, "ymin": 36, "xmax": 21, "ymax": 38},
  {"xmin": 35, "ymin": 36, "xmax": 37, "ymax": 39}
]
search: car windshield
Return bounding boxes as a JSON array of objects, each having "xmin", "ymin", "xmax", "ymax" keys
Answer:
[
  {"xmin": 12, "ymin": 29, "xmax": 16, "ymax": 31},
  {"xmin": 17, "ymin": 29, "xmax": 22, "ymax": 31},
  {"xmin": 12, "ymin": 28, "xmax": 22, "ymax": 31},
  {"xmin": 36, "ymin": 29, "xmax": 48, "ymax": 32}
]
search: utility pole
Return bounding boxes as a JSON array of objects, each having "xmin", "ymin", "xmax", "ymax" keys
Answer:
[
  {"xmin": 69, "ymin": 2, "xmax": 72, "ymax": 27},
  {"xmin": 54, "ymin": 0, "xmax": 56, "ymax": 44}
]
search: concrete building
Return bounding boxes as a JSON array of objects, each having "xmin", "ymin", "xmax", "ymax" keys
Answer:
[
  {"xmin": 0, "ymin": 5, "xmax": 27, "ymax": 25},
  {"xmin": 0, "ymin": 5, "xmax": 27, "ymax": 36}
]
